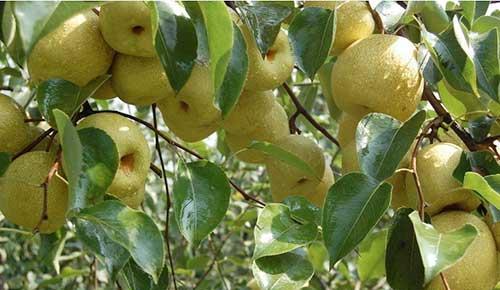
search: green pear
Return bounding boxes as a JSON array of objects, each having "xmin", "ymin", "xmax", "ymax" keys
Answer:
[
  {"xmin": 331, "ymin": 34, "xmax": 423, "ymax": 122},
  {"xmin": 28, "ymin": 11, "xmax": 115, "ymax": 87},
  {"xmin": 0, "ymin": 94, "xmax": 31, "ymax": 154},
  {"xmin": 111, "ymin": 54, "xmax": 174, "ymax": 106},
  {"xmin": 77, "ymin": 113, "xmax": 151, "ymax": 198},
  {"xmin": 305, "ymin": 1, "xmax": 375, "ymax": 56},
  {"xmin": 426, "ymin": 211, "xmax": 497, "ymax": 290},
  {"xmin": 0, "ymin": 151, "xmax": 68, "ymax": 233},
  {"xmin": 99, "ymin": 2, "xmax": 155, "ymax": 57},
  {"xmin": 93, "ymin": 79, "xmax": 116, "ymax": 100},
  {"xmin": 120, "ymin": 182, "xmax": 145, "ymax": 209},
  {"xmin": 158, "ymin": 64, "xmax": 221, "ymax": 142},
  {"xmin": 223, "ymin": 90, "xmax": 289, "ymax": 163},
  {"xmin": 266, "ymin": 135, "xmax": 326, "ymax": 203},
  {"xmin": 406, "ymin": 142, "xmax": 480, "ymax": 216}
]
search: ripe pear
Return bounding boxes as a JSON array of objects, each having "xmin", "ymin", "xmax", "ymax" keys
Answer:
[
  {"xmin": 112, "ymin": 54, "xmax": 174, "ymax": 106},
  {"xmin": 120, "ymin": 183, "xmax": 145, "ymax": 209},
  {"xmin": 93, "ymin": 79, "xmax": 116, "ymax": 100},
  {"xmin": 0, "ymin": 94, "xmax": 31, "ymax": 154},
  {"xmin": 337, "ymin": 112, "xmax": 368, "ymax": 148},
  {"xmin": 77, "ymin": 113, "xmax": 151, "ymax": 198},
  {"xmin": 331, "ymin": 34, "xmax": 423, "ymax": 122},
  {"xmin": 241, "ymin": 28, "xmax": 294, "ymax": 92},
  {"xmin": 28, "ymin": 11, "xmax": 114, "ymax": 87},
  {"xmin": 266, "ymin": 135, "xmax": 325, "ymax": 203},
  {"xmin": 305, "ymin": 1, "xmax": 375, "ymax": 56},
  {"xmin": 405, "ymin": 142, "xmax": 480, "ymax": 216},
  {"xmin": 99, "ymin": 2, "xmax": 155, "ymax": 57},
  {"xmin": 425, "ymin": 211, "xmax": 497, "ymax": 290},
  {"xmin": 0, "ymin": 151, "xmax": 68, "ymax": 233},
  {"xmin": 158, "ymin": 64, "xmax": 221, "ymax": 142}
]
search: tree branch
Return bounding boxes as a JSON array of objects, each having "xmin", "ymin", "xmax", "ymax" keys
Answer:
[{"xmin": 282, "ymin": 83, "xmax": 340, "ymax": 148}]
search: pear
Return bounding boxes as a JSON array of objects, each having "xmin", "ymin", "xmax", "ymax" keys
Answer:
[
  {"xmin": 28, "ymin": 11, "xmax": 114, "ymax": 87},
  {"xmin": 266, "ymin": 135, "xmax": 326, "ymax": 203},
  {"xmin": 223, "ymin": 90, "xmax": 289, "ymax": 163},
  {"xmin": 77, "ymin": 113, "xmax": 151, "ymax": 199},
  {"xmin": 0, "ymin": 94, "xmax": 31, "ymax": 154},
  {"xmin": 111, "ymin": 54, "xmax": 174, "ymax": 106},
  {"xmin": 331, "ymin": 34, "xmax": 423, "ymax": 122},
  {"xmin": 158, "ymin": 64, "xmax": 221, "ymax": 142},
  {"xmin": 99, "ymin": 2, "xmax": 155, "ymax": 57},
  {"xmin": 425, "ymin": 211, "xmax": 497, "ymax": 290},
  {"xmin": 93, "ymin": 79, "xmax": 116, "ymax": 100},
  {"xmin": 337, "ymin": 112, "xmax": 368, "ymax": 148},
  {"xmin": 120, "ymin": 183, "xmax": 145, "ymax": 209},
  {"xmin": 405, "ymin": 142, "xmax": 480, "ymax": 216},
  {"xmin": 0, "ymin": 151, "xmax": 68, "ymax": 233},
  {"xmin": 305, "ymin": 1, "xmax": 375, "ymax": 56}
]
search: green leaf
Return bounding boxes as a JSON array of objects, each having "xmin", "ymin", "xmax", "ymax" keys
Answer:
[
  {"xmin": 405, "ymin": 1, "xmax": 449, "ymax": 34},
  {"xmin": 37, "ymin": 76, "xmax": 109, "ymax": 127},
  {"xmin": 322, "ymin": 173, "xmax": 391, "ymax": 266},
  {"xmin": 0, "ymin": 152, "xmax": 11, "ymax": 176},
  {"xmin": 385, "ymin": 208, "xmax": 425, "ymax": 290},
  {"xmin": 151, "ymin": 1, "xmax": 197, "ymax": 93},
  {"xmin": 469, "ymin": 28, "xmax": 499, "ymax": 102},
  {"xmin": 173, "ymin": 160, "xmax": 231, "ymax": 247},
  {"xmin": 358, "ymin": 230, "xmax": 387, "ymax": 282},
  {"xmin": 289, "ymin": 7, "xmax": 334, "ymax": 79},
  {"xmin": 239, "ymin": 2, "xmax": 293, "ymax": 55},
  {"xmin": 467, "ymin": 115, "xmax": 495, "ymax": 142},
  {"xmin": 119, "ymin": 260, "xmax": 169, "ymax": 290},
  {"xmin": 461, "ymin": 1, "xmax": 490, "ymax": 26},
  {"xmin": 12, "ymin": 1, "xmax": 100, "ymax": 57},
  {"xmin": 356, "ymin": 111, "xmax": 425, "ymax": 181},
  {"xmin": 184, "ymin": 1, "xmax": 233, "ymax": 91},
  {"xmin": 76, "ymin": 219, "xmax": 130, "ymax": 280},
  {"xmin": 409, "ymin": 211, "xmax": 478, "ymax": 283},
  {"xmin": 216, "ymin": 23, "xmax": 248, "ymax": 118},
  {"xmin": 252, "ymin": 252, "xmax": 314, "ymax": 290},
  {"xmin": 453, "ymin": 151, "xmax": 500, "ymax": 182},
  {"xmin": 77, "ymin": 200, "xmax": 165, "ymax": 282},
  {"xmin": 472, "ymin": 16, "xmax": 500, "ymax": 33},
  {"xmin": 248, "ymin": 141, "xmax": 320, "ymax": 179},
  {"xmin": 373, "ymin": 1, "xmax": 405, "ymax": 32},
  {"xmin": 39, "ymin": 231, "xmax": 68, "ymax": 273},
  {"xmin": 253, "ymin": 204, "xmax": 318, "ymax": 260},
  {"xmin": 283, "ymin": 195, "xmax": 321, "ymax": 226},
  {"xmin": 463, "ymin": 172, "xmax": 500, "ymax": 208},
  {"xmin": 38, "ymin": 267, "xmax": 89, "ymax": 287}
]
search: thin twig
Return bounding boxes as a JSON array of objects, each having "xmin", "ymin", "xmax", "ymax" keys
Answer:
[
  {"xmin": 12, "ymin": 128, "xmax": 55, "ymax": 160},
  {"xmin": 194, "ymin": 233, "xmax": 232, "ymax": 289},
  {"xmin": 440, "ymin": 272, "xmax": 452, "ymax": 290},
  {"xmin": 149, "ymin": 163, "xmax": 162, "ymax": 177},
  {"xmin": 24, "ymin": 118, "xmax": 45, "ymax": 123},
  {"xmin": 152, "ymin": 104, "xmax": 178, "ymax": 290},
  {"xmin": 209, "ymin": 238, "xmax": 229, "ymax": 290},
  {"xmin": 282, "ymin": 83, "xmax": 340, "ymax": 148}
]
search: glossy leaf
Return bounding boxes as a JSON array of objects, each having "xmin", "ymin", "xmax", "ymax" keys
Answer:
[
  {"xmin": 151, "ymin": 1, "xmax": 197, "ymax": 93},
  {"xmin": 173, "ymin": 160, "xmax": 231, "ymax": 247},
  {"xmin": 252, "ymin": 252, "xmax": 314, "ymax": 290},
  {"xmin": 471, "ymin": 15, "xmax": 500, "ymax": 33},
  {"xmin": 453, "ymin": 151, "xmax": 500, "ymax": 182},
  {"xmin": 248, "ymin": 141, "xmax": 320, "ymax": 179},
  {"xmin": 322, "ymin": 173, "xmax": 391, "ymax": 266},
  {"xmin": 289, "ymin": 7, "xmax": 334, "ymax": 79},
  {"xmin": 358, "ymin": 230, "xmax": 387, "ymax": 282},
  {"xmin": 37, "ymin": 76, "xmax": 109, "ymax": 127},
  {"xmin": 12, "ymin": 1, "xmax": 100, "ymax": 57},
  {"xmin": 356, "ymin": 111, "xmax": 425, "ymax": 181},
  {"xmin": 239, "ymin": 2, "xmax": 293, "ymax": 55},
  {"xmin": 467, "ymin": 115, "xmax": 495, "ymax": 142},
  {"xmin": 386, "ymin": 208, "xmax": 425, "ymax": 290},
  {"xmin": 469, "ymin": 27, "xmax": 499, "ymax": 102},
  {"xmin": 119, "ymin": 260, "xmax": 169, "ymax": 290},
  {"xmin": 253, "ymin": 203, "xmax": 318, "ymax": 260},
  {"xmin": 409, "ymin": 211, "xmax": 478, "ymax": 283},
  {"xmin": 373, "ymin": 1, "xmax": 405, "ymax": 32},
  {"xmin": 463, "ymin": 172, "xmax": 500, "ymax": 208},
  {"xmin": 184, "ymin": 1, "xmax": 233, "ymax": 91},
  {"xmin": 77, "ymin": 200, "xmax": 165, "ymax": 282},
  {"xmin": 0, "ymin": 152, "xmax": 10, "ymax": 176},
  {"xmin": 216, "ymin": 23, "xmax": 248, "ymax": 118},
  {"xmin": 283, "ymin": 195, "xmax": 321, "ymax": 226},
  {"xmin": 76, "ymin": 219, "xmax": 130, "ymax": 280},
  {"xmin": 461, "ymin": 1, "xmax": 490, "ymax": 26}
]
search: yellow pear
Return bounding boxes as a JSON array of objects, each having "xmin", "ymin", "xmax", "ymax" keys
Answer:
[
  {"xmin": 0, "ymin": 94, "xmax": 31, "ymax": 154},
  {"xmin": 111, "ymin": 54, "xmax": 174, "ymax": 106},
  {"xmin": 405, "ymin": 142, "xmax": 480, "ymax": 216},
  {"xmin": 426, "ymin": 211, "xmax": 497, "ymax": 290},
  {"xmin": 120, "ymin": 183, "xmax": 145, "ymax": 209},
  {"xmin": 99, "ymin": 2, "xmax": 155, "ymax": 57},
  {"xmin": 266, "ymin": 135, "xmax": 325, "ymax": 202},
  {"xmin": 158, "ymin": 64, "xmax": 221, "ymax": 142},
  {"xmin": 305, "ymin": 1, "xmax": 375, "ymax": 56},
  {"xmin": 0, "ymin": 151, "xmax": 68, "ymax": 233},
  {"xmin": 93, "ymin": 79, "xmax": 116, "ymax": 100},
  {"xmin": 337, "ymin": 112, "xmax": 368, "ymax": 148},
  {"xmin": 28, "ymin": 11, "xmax": 114, "ymax": 87},
  {"xmin": 77, "ymin": 113, "xmax": 151, "ymax": 198},
  {"xmin": 331, "ymin": 34, "xmax": 423, "ymax": 122}
]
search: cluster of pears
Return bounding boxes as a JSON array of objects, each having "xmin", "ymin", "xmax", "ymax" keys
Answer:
[
  {"xmin": 0, "ymin": 92, "xmax": 151, "ymax": 234},
  {"xmin": 309, "ymin": 1, "xmax": 498, "ymax": 288}
]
